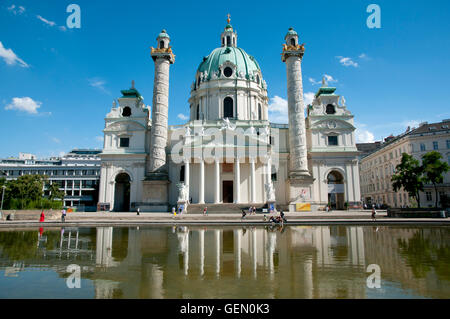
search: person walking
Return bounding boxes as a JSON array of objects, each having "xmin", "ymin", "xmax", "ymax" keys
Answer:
[
  {"xmin": 371, "ymin": 207, "xmax": 377, "ymax": 221},
  {"xmin": 61, "ymin": 208, "xmax": 66, "ymax": 223},
  {"xmin": 136, "ymin": 208, "xmax": 140, "ymax": 216},
  {"xmin": 203, "ymin": 207, "xmax": 208, "ymax": 216},
  {"xmin": 39, "ymin": 211, "xmax": 45, "ymax": 222},
  {"xmin": 253, "ymin": 206, "xmax": 257, "ymax": 215}
]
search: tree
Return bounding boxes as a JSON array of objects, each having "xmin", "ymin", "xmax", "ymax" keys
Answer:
[
  {"xmin": 7, "ymin": 175, "xmax": 46, "ymax": 209},
  {"xmin": 421, "ymin": 151, "xmax": 450, "ymax": 208},
  {"xmin": 392, "ymin": 153, "xmax": 424, "ymax": 208},
  {"xmin": 47, "ymin": 182, "xmax": 64, "ymax": 201}
]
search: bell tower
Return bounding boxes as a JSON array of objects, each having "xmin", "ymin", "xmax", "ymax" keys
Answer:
[{"xmin": 220, "ymin": 14, "xmax": 237, "ymax": 47}]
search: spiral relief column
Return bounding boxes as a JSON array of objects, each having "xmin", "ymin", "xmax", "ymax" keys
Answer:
[
  {"xmin": 141, "ymin": 29, "xmax": 175, "ymax": 212},
  {"xmin": 282, "ymin": 28, "xmax": 314, "ymax": 210}
]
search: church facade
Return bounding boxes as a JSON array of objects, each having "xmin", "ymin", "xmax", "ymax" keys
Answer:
[{"xmin": 98, "ymin": 20, "xmax": 361, "ymax": 212}]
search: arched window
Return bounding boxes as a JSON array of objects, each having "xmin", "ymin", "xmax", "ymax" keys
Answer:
[
  {"xmin": 160, "ymin": 41, "xmax": 165, "ymax": 49},
  {"xmin": 233, "ymin": 37, "xmax": 235, "ymax": 46},
  {"xmin": 227, "ymin": 36, "xmax": 231, "ymax": 46},
  {"xmin": 258, "ymin": 104, "xmax": 262, "ymax": 120},
  {"xmin": 197, "ymin": 77, "xmax": 201, "ymax": 88},
  {"xmin": 290, "ymin": 38, "xmax": 296, "ymax": 46},
  {"xmin": 196, "ymin": 104, "xmax": 200, "ymax": 120},
  {"xmin": 223, "ymin": 97, "xmax": 233, "ymax": 118},
  {"xmin": 180, "ymin": 165, "xmax": 185, "ymax": 182},
  {"xmin": 256, "ymin": 75, "xmax": 260, "ymax": 84},
  {"xmin": 122, "ymin": 107, "xmax": 131, "ymax": 117},
  {"xmin": 326, "ymin": 104, "xmax": 336, "ymax": 114}
]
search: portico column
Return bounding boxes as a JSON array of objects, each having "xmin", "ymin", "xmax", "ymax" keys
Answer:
[
  {"xmin": 214, "ymin": 159, "xmax": 220, "ymax": 204},
  {"xmin": 234, "ymin": 158, "xmax": 241, "ymax": 203},
  {"xmin": 184, "ymin": 158, "xmax": 190, "ymax": 198},
  {"xmin": 250, "ymin": 157, "xmax": 256, "ymax": 203},
  {"xmin": 199, "ymin": 159, "xmax": 205, "ymax": 204}
]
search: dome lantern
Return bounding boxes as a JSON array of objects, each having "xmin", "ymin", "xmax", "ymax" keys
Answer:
[{"xmin": 221, "ymin": 14, "xmax": 237, "ymax": 47}]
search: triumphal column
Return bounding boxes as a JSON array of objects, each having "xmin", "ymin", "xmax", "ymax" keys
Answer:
[
  {"xmin": 142, "ymin": 29, "xmax": 175, "ymax": 212},
  {"xmin": 282, "ymin": 27, "xmax": 315, "ymax": 211}
]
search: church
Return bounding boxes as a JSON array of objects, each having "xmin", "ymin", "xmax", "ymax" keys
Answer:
[{"xmin": 98, "ymin": 18, "xmax": 361, "ymax": 212}]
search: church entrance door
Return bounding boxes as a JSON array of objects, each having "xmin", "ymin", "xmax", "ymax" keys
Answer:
[
  {"xmin": 327, "ymin": 171, "xmax": 345, "ymax": 210},
  {"xmin": 222, "ymin": 181, "xmax": 233, "ymax": 203},
  {"xmin": 114, "ymin": 173, "xmax": 131, "ymax": 212}
]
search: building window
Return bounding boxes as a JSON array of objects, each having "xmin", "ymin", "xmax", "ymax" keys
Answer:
[
  {"xmin": 223, "ymin": 97, "xmax": 233, "ymax": 118},
  {"xmin": 446, "ymin": 140, "xmax": 450, "ymax": 149},
  {"xmin": 271, "ymin": 172, "xmax": 277, "ymax": 182},
  {"xmin": 180, "ymin": 165, "xmax": 185, "ymax": 182},
  {"xmin": 223, "ymin": 67, "xmax": 233, "ymax": 77},
  {"xmin": 326, "ymin": 104, "xmax": 336, "ymax": 114},
  {"xmin": 119, "ymin": 137, "xmax": 130, "ymax": 147},
  {"xmin": 227, "ymin": 36, "xmax": 231, "ymax": 46},
  {"xmin": 122, "ymin": 107, "xmax": 131, "ymax": 117},
  {"xmin": 290, "ymin": 38, "xmax": 295, "ymax": 46},
  {"xmin": 433, "ymin": 141, "xmax": 439, "ymax": 150},
  {"xmin": 258, "ymin": 104, "xmax": 262, "ymax": 120},
  {"xmin": 328, "ymin": 135, "xmax": 338, "ymax": 146},
  {"xmin": 420, "ymin": 143, "xmax": 426, "ymax": 151},
  {"xmin": 426, "ymin": 192, "xmax": 432, "ymax": 201},
  {"xmin": 160, "ymin": 40, "xmax": 165, "ymax": 48},
  {"xmin": 196, "ymin": 105, "xmax": 200, "ymax": 120},
  {"xmin": 256, "ymin": 75, "xmax": 260, "ymax": 84}
]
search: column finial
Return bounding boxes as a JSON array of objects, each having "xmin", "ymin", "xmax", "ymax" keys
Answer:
[{"xmin": 227, "ymin": 13, "xmax": 231, "ymax": 24}]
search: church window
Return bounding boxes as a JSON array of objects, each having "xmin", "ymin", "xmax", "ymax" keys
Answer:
[
  {"xmin": 180, "ymin": 165, "xmax": 185, "ymax": 182},
  {"xmin": 290, "ymin": 38, "xmax": 296, "ymax": 46},
  {"xmin": 227, "ymin": 36, "xmax": 231, "ymax": 46},
  {"xmin": 224, "ymin": 67, "xmax": 233, "ymax": 78},
  {"xmin": 122, "ymin": 107, "xmax": 131, "ymax": 117},
  {"xmin": 119, "ymin": 137, "xmax": 130, "ymax": 148},
  {"xmin": 328, "ymin": 135, "xmax": 338, "ymax": 146},
  {"xmin": 233, "ymin": 37, "xmax": 235, "ymax": 46},
  {"xmin": 326, "ymin": 104, "xmax": 336, "ymax": 114},
  {"xmin": 258, "ymin": 104, "xmax": 262, "ymax": 120},
  {"xmin": 160, "ymin": 41, "xmax": 165, "ymax": 49},
  {"xmin": 223, "ymin": 97, "xmax": 233, "ymax": 118},
  {"xmin": 196, "ymin": 104, "xmax": 200, "ymax": 120},
  {"xmin": 256, "ymin": 75, "xmax": 260, "ymax": 84}
]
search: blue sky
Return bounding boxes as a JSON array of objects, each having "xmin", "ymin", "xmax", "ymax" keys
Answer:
[{"xmin": 1, "ymin": 0, "xmax": 450, "ymax": 158}]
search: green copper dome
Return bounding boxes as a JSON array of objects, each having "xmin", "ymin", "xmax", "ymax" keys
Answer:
[
  {"xmin": 197, "ymin": 46, "xmax": 261, "ymax": 81},
  {"xmin": 286, "ymin": 27, "xmax": 297, "ymax": 36}
]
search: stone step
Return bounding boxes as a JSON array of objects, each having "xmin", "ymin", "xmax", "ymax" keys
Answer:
[{"xmin": 185, "ymin": 203, "xmax": 267, "ymax": 214}]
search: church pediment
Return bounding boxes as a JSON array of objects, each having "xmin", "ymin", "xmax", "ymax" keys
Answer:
[
  {"xmin": 104, "ymin": 120, "xmax": 146, "ymax": 132},
  {"xmin": 310, "ymin": 118, "xmax": 355, "ymax": 131}
]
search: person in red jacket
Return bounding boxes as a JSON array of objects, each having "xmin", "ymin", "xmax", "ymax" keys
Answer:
[{"xmin": 39, "ymin": 211, "xmax": 45, "ymax": 222}]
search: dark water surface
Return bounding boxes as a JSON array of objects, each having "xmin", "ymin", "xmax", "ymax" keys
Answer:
[{"xmin": 0, "ymin": 225, "xmax": 449, "ymax": 299}]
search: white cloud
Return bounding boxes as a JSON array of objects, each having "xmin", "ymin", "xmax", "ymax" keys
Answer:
[
  {"xmin": 88, "ymin": 78, "xmax": 109, "ymax": 94},
  {"xmin": 7, "ymin": 5, "xmax": 25, "ymax": 15},
  {"xmin": 0, "ymin": 41, "xmax": 29, "ymax": 67},
  {"xmin": 36, "ymin": 15, "xmax": 56, "ymax": 27},
  {"xmin": 359, "ymin": 53, "xmax": 369, "ymax": 60},
  {"xmin": 303, "ymin": 92, "xmax": 315, "ymax": 106},
  {"xmin": 336, "ymin": 56, "xmax": 359, "ymax": 68},
  {"xmin": 177, "ymin": 113, "xmax": 189, "ymax": 121},
  {"xmin": 323, "ymin": 74, "xmax": 337, "ymax": 83},
  {"xmin": 268, "ymin": 93, "xmax": 315, "ymax": 123},
  {"xmin": 51, "ymin": 137, "xmax": 61, "ymax": 144},
  {"xmin": 5, "ymin": 97, "xmax": 42, "ymax": 114},
  {"xmin": 309, "ymin": 77, "xmax": 321, "ymax": 85},
  {"xmin": 309, "ymin": 75, "xmax": 337, "ymax": 86},
  {"xmin": 355, "ymin": 123, "xmax": 375, "ymax": 143}
]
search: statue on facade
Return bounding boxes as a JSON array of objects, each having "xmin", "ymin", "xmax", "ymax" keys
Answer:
[
  {"xmin": 177, "ymin": 183, "xmax": 189, "ymax": 202},
  {"xmin": 221, "ymin": 117, "xmax": 236, "ymax": 131},
  {"xmin": 340, "ymin": 95, "xmax": 346, "ymax": 106},
  {"xmin": 248, "ymin": 126, "xmax": 256, "ymax": 135},
  {"xmin": 265, "ymin": 181, "xmax": 276, "ymax": 202},
  {"xmin": 184, "ymin": 126, "xmax": 191, "ymax": 137}
]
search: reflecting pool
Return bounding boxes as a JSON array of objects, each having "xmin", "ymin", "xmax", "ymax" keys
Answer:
[{"xmin": 0, "ymin": 225, "xmax": 449, "ymax": 298}]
